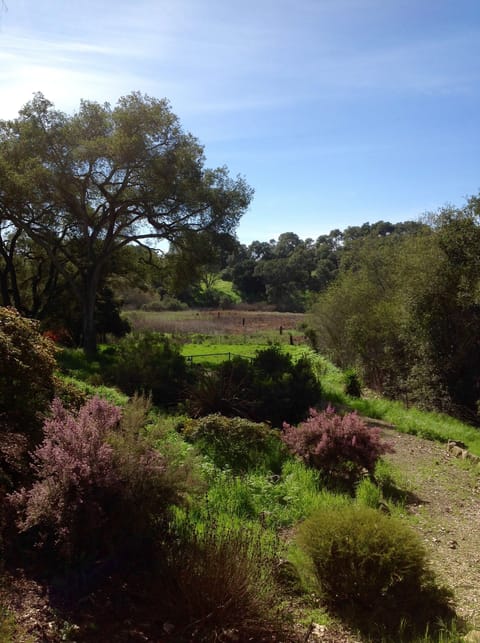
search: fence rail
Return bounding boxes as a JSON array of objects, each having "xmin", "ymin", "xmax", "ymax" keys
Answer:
[{"xmin": 184, "ymin": 352, "xmax": 255, "ymax": 364}]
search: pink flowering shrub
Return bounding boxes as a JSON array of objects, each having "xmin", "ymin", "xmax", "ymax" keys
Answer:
[
  {"xmin": 10, "ymin": 397, "xmax": 121, "ymax": 561},
  {"xmin": 281, "ymin": 406, "xmax": 393, "ymax": 491},
  {"xmin": 9, "ymin": 395, "xmax": 184, "ymax": 565}
]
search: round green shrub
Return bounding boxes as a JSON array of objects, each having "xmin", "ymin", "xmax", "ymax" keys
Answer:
[
  {"xmin": 183, "ymin": 414, "xmax": 285, "ymax": 472},
  {"xmin": 296, "ymin": 505, "xmax": 454, "ymax": 632},
  {"xmin": 188, "ymin": 346, "xmax": 322, "ymax": 427}
]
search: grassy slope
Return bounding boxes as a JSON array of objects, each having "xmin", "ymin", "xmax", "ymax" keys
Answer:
[{"xmin": 315, "ymin": 354, "xmax": 480, "ymax": 456}]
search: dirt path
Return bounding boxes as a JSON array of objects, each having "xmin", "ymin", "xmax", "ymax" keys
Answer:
[{"xmin": 383, "ymin": 429, "xmax": 480, "ymax": 628}]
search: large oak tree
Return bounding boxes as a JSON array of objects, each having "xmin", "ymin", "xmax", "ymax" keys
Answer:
[{"xmin": 0, "ymin": 92, "xmax": 253, "ymax": 354}]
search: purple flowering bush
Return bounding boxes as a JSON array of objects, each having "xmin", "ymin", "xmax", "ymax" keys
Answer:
[
  {"xmin": 10, "ymin": 395, "xmax": 188, "ymax": 564},
  {"xmin": 281, "ymin": 406, "xmax": 393, "ymax": 491},
  {"xmin": 10, "ymin": 397, "xmax": 121, "ymax": 561}
]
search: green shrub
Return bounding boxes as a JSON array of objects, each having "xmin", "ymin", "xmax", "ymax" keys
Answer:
[
  {"xmin": 105, "ymin": 332, "xmax": 190, "ymax": 408},
  {"xmin": 252, "ymin": 346, "xmax": 322, "ymax": 427},
  {"xmin": 344, "ymin": 368, "xmax": 362, "ymax": 397},
  {"xmin": 185, "ymin": 358, "xmax": 253, "ymax": 418},
  {"xmin": 188, "ymin": 346, "xmax": 322, "ymax": 427},
  {"xmin": 0, "ymin": 307, "xmax": 56, "ymax": 436},
  {"xmin": 182, "ymin": 414, "xmax": 286, "ymax": 472},
  {"xmin": 53, "ymin": 375, "xmax": 89, "ymax": 410},
  {"xmin": 0, "ymin": 308, "xmax": 57, "ymax": 491},
  {"xmin": 296, "ymin": 505, "xmax": 454, "ymax": 635},
  {"xmin": 303, "ymin": 327, "xmax": 319, "ymax": 351},
  {"xmin": 157, "ymin": 517, "xmax": 287, "ymax": 641}
]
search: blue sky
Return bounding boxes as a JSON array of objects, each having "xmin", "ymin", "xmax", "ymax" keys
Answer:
[{"xmin": 1, "ymin": 0, "xmax": 479, "ymax": 244}]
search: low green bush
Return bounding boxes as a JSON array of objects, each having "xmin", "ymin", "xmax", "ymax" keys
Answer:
[
  {"xmin": 296, "ymin": 505, "xmax": 455, "ymax": 636},
  {"xmin": 54, "ymin": 375, "xmax": 128, "ymax": 408},
  {"xmin": 182, "ymin": 414, "xmax": 286, "ymax": 473}
]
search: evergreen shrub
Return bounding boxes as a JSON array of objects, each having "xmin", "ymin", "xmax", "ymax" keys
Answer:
[
  {"xmin": 182, "ymin": 413, "xmax": 285, "ymax": 472},
  {"xmin": 343, "ymin": 368, "xmax": 362, "ymax": 397},
  {"xmin": 188, "ymin": 345, "xmax": 322, "ymax": 427},
  {"xmin": 0, "ymin": 307, "xmax": 56, "ymax": 436},
  {"xmin": 296, "ymin": 505, "xmax": 454, "ymax": 634},
  {"xmin": 0, "ymin": 308, "xmax": 57, "ymax": 495},
  {"xmin": 252, "ymin": 347, "xmax": 322, "ymax": 427}
]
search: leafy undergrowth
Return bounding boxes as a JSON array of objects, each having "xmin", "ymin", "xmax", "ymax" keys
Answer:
[{"xmin": 3, "ymin": 340, "xmax": 480, "ymax": 641}]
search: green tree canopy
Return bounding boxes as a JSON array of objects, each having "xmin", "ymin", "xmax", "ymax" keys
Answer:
[
  {"xmin": 309, "ymin": 196, "xmax": 480, "ymax": 420},
  {"xmin": 0, "ymin": 92, "xmax": 253, "ymax": 353}
]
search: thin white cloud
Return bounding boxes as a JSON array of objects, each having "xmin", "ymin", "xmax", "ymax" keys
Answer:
[{"xmin": 2, "ymin": 0, "xmax": 478, "ymax": 124}]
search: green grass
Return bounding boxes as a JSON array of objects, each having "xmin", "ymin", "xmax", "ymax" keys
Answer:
[
  {"xmin": 0, "ymin": 605, "xmax": 34, "ymax": 643},
  {"xmin": 312, "ymin": 352, "xmax": 480, "ymax": 456},
  {"xmin": 181, "ymin": 341, "xmax": 311, "ymax": 364},
  {"xmin": 181, "ymin": 342, "xmax": 258, "ymax": 364},
  {"xmin": 187, "ymin": 459, "xmax": 352, "ymax": 531},
  {"xmin": 342, "ymin": 391, "xmax": 480, "ymax": 455}
]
